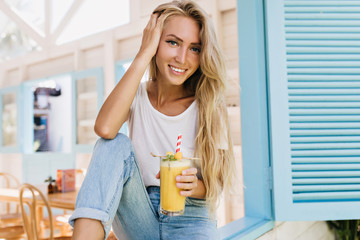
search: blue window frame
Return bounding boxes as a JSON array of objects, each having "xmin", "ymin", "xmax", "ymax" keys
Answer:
[
  {"xmin": 267, "ymin": 0, "xmax": 360, "ymax": 221},
  {"xmin": 217, "ymin": 0, "xmax": 274, "ymax": 239},
  {"xmin": 72, "ymin": 67, "xmax": 104, "ymax": 152}
]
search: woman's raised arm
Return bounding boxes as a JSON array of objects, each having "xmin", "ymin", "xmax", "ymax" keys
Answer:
[{"xmin": 94, "ymin": 13, "xmax": 164, "ymax": 139}]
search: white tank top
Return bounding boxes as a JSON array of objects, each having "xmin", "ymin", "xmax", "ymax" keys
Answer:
[{"xmin": 128, "ymin": 82, "xmax": 198, "ymax": 187}]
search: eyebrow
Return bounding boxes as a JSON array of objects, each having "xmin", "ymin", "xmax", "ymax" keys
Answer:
[{"xmin": 166, "ymin": 34, "xmax": 201, "ymax": 46}]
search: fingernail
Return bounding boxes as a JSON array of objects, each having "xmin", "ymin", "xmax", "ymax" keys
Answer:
[
  {"xmin": 182, "ymin": 170, "xmax": 186, "ymax": 175},
  {"xmin": 176, "ymin": 176, "xmax": 180, "ymax": 181}
]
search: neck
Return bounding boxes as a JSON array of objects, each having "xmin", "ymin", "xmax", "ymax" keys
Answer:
[{"xmin": 150, "ymin": 79, "xmax": 188, "ymax": 106}]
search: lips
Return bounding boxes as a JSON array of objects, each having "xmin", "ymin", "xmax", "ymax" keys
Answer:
[{"xmin": 169, "ymin": 65, "xmax": 186, "ymax": 73}]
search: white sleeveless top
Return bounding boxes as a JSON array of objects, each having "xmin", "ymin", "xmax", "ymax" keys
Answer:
[{"xmin": 128, "ymin": 82, "xmax": 198, "ymax": 187}]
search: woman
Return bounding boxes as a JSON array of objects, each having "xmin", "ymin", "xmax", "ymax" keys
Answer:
[{"xmin": 69, "ymin": 1, "xmax": 236, "ymax": 239}]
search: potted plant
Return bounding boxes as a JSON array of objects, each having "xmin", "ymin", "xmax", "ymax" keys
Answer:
[{"xmin": 327, "ymin": 220, "xmax": 360, "ymax": 240}]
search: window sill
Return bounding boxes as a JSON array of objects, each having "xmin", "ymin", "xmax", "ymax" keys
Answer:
[{"xmin": 219, "ymin": 217, "xmax": 274, "ymax": 240}]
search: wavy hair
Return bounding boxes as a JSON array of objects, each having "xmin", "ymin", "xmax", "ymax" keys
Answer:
[{"xmin": 150, "ymin": 0, "xmax": 236, "ymax": 216}]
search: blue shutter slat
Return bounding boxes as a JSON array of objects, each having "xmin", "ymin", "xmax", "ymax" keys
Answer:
[
  {"xmin": 269, "ymin": 0, "xmax": 360, "ymax": 220},
  {"xmin": 287, "ymin": 34, "xmax": 360, "ymax": 39},
  {"xmin": 289, "ymin": 82, "xmax": 360, "ymax": 88},
  {"xmin": 293, "ymin": 185, "xmax": 360, "ymax": 192},
  {"xmin": 292, "ymin": 157, "xmax": 360, "ymax": 164},
  {"xmin": 288, "ymin": 68, "xmax": 360, "ymax": 73},
  {"xmin": 293, "ymin": 178, "xmax": 360, "ymax": 185},
  {"xmin": 291, "ymin": 136, "xmax": 360, "ymax": 142},
  {"xmin": 290, "ymin": 102, "xmax": 360, "ymax": 108},
  {"xmin": 293, "ymin": 192, "xmax": 360, "ymax": 202},
  {"xmin": 285, "ymin": 20, "xmax": 360, "ymax": 26},
  {"xmin": 287, "ymin": 62, "xmax": 360, "ymax": 67},
  {"xmin": 291, "ymin": 125, "xmax": 360, "ymax": 131},
  {"xmin": 290, "ymin": 116, "xmax": 360, "ymax": 122},
  {"xmin": 291, "ymin": 129, "xmax": 360, "ymax": 136},
  {"xmin": 286, "ymin": 32, "xmax": 360, "ymax": 39},
  {"xmin": 285, "ymin": 1, "xmax": 360, "ymax": 6},
  {"xmin": 288, "ymin": 62, "xmax": 360, "ymax": 68},
  {"xmin": 286, "ymin": 14, "xmax": 360, "ymax": 19},
  {"xmin": 291, "ymin": 149, "xmax": 360, "ymax": 156},
  {"xmin": 290, "ymin": 96, "xmax": 360, "ymax": 101},
  {"xmin": 285, "ymin": 9, "xmax": 360, "ymax": 14},
  {"xmin": 290, "ymin": 109, "xmax": 360, "ymax": 114},
  {"xmin": 292, "ymin": 163, "xmax": 360, "ymax": 170},
  {"xmin": 292, "ymin": 143, "xmax": 360, "ymax": 149},
  {"xmin": 292, "ymin": 171, "xmax": 360, "ymax": 178}
]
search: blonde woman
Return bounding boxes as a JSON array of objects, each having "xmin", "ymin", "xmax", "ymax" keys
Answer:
[{"xmin": 69, "ymin": 1, "xmax": 236, "ymax": 239}]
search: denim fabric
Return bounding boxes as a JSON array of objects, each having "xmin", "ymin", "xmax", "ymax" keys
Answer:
[
  {"xmin": 68, "ymin": 133, "xmax": 218, "ymax": 240},
  {"xmin": 147, "ymin": 187, "xmax": 219, "ymax": 240}
]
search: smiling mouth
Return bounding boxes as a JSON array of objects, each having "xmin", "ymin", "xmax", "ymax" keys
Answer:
[{"xmin": 169, "ymin": 65, "xmax": 186, "ymax": 73}]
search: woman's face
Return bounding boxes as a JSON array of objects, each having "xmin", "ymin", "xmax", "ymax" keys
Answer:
[{"xmin": 155, "ymin": 15, "xmax": 201, "ymax": 86}]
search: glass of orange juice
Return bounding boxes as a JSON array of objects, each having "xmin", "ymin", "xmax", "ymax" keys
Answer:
[{"xmin": 160, "ymin": 156, "xmax": 191, "ymax": 216}]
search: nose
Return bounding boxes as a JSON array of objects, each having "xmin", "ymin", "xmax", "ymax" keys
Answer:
[{"xmin": 175, "ymin": 47, "xmax": 187, "ymax": 64}]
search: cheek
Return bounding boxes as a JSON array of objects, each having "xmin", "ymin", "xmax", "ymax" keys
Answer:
[
  {"xmin": 190, "ymin": 55, "xmax": 200, "ymax": 69},
  {"xmin": 155, "ymin": 50, "xmax": 166, "ymax": 70},
  {"xmin": 155, "ymin": 45, "xmax": 169, "ymax": 65}
]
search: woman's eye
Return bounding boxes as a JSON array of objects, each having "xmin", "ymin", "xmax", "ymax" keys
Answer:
[
  {"xmin": 191, "ymin": 47, "xmax": 201, "ymax": 53},
  {"xmin": 166, "ymin": 40, "xmax": 178, "ymax": 46}
]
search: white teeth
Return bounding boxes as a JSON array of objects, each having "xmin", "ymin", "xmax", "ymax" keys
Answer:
[{"xmin": 170, "ymin": 66, "xmax": 185, "ymax": 73}]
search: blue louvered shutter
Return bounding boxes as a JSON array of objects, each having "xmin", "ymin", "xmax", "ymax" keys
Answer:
[{"xmin": 267, "ymin": 0, "xmax": 360, "ymax": 220}]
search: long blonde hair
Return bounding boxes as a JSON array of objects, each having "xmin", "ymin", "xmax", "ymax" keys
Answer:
[{"xmin": 150, "ymin": 0, "xmax": 236, "ymax": 215}]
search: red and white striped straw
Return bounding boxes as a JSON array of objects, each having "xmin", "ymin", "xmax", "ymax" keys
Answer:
[{"xmin": 176, "ymin": 134, "xmax": 182, "ymax": 153}]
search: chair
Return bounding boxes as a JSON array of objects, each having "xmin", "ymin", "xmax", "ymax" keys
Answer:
[
  {"xmin": 0, "ymin": 225, "xmax": 25, "ymax": 240},
  {"xmin": 0, "ymin": 173, "xmax": 26, "ymax": 239},
  {"xmin": 19, "ymin": 183, "xmax": 72, "ymax": 240},
  {"xmin": 0, "ymin": 172, "xmax": 23, "ymax": 227}
]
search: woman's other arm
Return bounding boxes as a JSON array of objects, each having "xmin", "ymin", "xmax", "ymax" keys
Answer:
[{"xmin": 94, "ymin": 13, "xmax": 164, "ymax": 139}]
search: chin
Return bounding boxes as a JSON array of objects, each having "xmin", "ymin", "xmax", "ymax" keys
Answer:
[{"xmin": 171, "ymin": 79, "xmax": 187, "ymax": 86}]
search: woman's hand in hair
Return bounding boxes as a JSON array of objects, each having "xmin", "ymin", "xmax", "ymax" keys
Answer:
[{"xmin": 138, "ymin": 12, "xmax": 165, "ymax": 61}]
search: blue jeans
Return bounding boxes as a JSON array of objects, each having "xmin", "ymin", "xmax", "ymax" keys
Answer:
[{"xmin": 68, "ymin": 134, "xmax": 218, "ymax": 240}]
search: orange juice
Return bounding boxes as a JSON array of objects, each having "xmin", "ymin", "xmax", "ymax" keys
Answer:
[{"xmin": 160, "ymin": 158, "xmax": 190, "ymax": 216}]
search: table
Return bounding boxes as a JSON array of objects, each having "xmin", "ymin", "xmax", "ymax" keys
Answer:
[{"xmin": 0, "ymin": 188, "xmax": 78, "ymax": 211}]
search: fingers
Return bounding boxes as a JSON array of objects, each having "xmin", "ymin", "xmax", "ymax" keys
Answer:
[
  {"xmin": 155, "ymin": 13, "xmax": 166, "ymax": 29},
  {"xmin": 139, "ymin": 12, "xmax": 164, "ymax": 58},
  {"xmin": 149, "ymin": 12, "xmax": 160, "ymax": 29},
  {"xmin": 146, "ymin": 11, "xmax": 163, "ymax": 30},
  {"xmin": 152, "ymin": 9, "xmax": 165, "ymax": 15},
  {"xmin": 176, "ymin": 174, "xmax": 196, "ymax": 183},
  {"xmin": 182, "ymin": 168, "xmax": 197, "ymax": 176},
  {"xmin": 176, "ymin": 168, "xmax": 198, "ymax": 196},
  {"xmin": 156, "ymin": 171, "xmax": 160, "ymax": 179},
  {"xmin": 177, "ymin": 180, "xmax": 197, "ymax": 197}
]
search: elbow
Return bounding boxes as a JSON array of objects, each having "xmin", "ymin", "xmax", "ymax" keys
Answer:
[{"xmin": 94, "ymin": 123, "xmax": 117, "ymax": 140}]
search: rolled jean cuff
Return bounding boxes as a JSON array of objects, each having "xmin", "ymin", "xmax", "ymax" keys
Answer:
[{"xmin": 68, "ymin": 207, "xmax": 112, "ymax": 239}]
